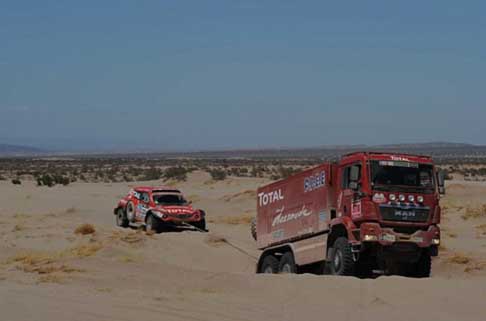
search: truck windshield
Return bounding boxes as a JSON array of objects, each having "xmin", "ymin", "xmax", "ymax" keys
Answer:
[
  {"xmin": 370, "ymin": 160, "xmax": 435, "ymax": 193},
  {"xmin": 153, "ymin": 194, "xmax": 187, "ymax": 205}
]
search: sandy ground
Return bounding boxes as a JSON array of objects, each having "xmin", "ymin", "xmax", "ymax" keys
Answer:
[{"xmin": 1, "ymin": 172, "xmax": 485, "ymax": 321}]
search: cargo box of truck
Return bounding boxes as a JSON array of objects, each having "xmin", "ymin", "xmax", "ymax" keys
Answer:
[{"xmin": 256, "ymin": 163, "xmax": 335, "ymax": 250}]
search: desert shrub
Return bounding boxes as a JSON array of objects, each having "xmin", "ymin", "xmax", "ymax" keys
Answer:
[
  {"xmin": 209, "ymin": 168, "xmax": 227, "ymax": 181},
  {"xmin": 37, "ymin": 174, "xmax": 54, "ymax": 187},
  {"xmin": 142, "ymin": 167, "xmax": 163, "ymax": 181},
  {"xmin": 0, "ymin": 175, "xmax": 6, "ymax": 181},
  {"xmin": 36, "ymin": 174, "xmax": 70, "ymax": 187},
  {"xmin": 55, "ymin": 175, "xmax": 70, "ymax": 186},
  {"xmin": 11, "ymin": 178, "xmax": 21, "ymax": 185},
  {"xmin": 250, "ymin": 166, "xmax": 266, "ymax": 178},
  {"xmin": 74, "ymin": 224, "xmax": 96, "ymax": 235},
  {"xmin": 164, "ymin": 166, "xmax": 188, "ymax": 181},
  {"xmin": 122, "ymin": 175, "xmax": 133, "ymax": 182}
]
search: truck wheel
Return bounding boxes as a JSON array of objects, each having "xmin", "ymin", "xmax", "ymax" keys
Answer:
[
  {"xmin": 330, "ymin": 237, "xmax": 355, "ymax": 276},
  {"xmin": 410, "ymin": 252, "xmax": 432, "ymax": 278},
  {"xmin": 146, "ymin": 214, "xmax": 161, "ymax": 233},
  {"xmin": 116, "ymin": 208, "xmax": 129, "ymax": 228},
  {"xmin": 260, "ymin": 255, "xmax": 279, "ymax": 274},
  {"xmin": 250, "ymin": 217, "xmax": 257, "ymax": 241},
  {"xmin": 126, "ymin": 201, "xmax": 136, "ymax": 222},
  {"xmin": 279, "ymin": 252, "xmax": 297, "ymax": 274}
]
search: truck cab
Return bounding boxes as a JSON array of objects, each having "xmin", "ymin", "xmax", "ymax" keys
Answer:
[{"xmin": 331, "ymin": 152, "xmax": 442, "ymax": 276}]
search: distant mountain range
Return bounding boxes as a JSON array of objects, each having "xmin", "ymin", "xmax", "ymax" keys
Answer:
[
  {"xmin": 0, "ymin": 142, "xmax": 484, "ymax": 159},
  {"xmin": 0, "ymin": 144, "xmax": 46, "ymax": 156}
]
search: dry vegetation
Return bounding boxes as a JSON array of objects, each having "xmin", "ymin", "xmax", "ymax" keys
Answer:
[
  {"xmin": 205, "ymin": 234, "xmax": 228, "ymax": 246},
  {"xmin": 110, "ymin": 230, "xmax": 147, "ymax": 246},
  {"xmin": 475, "ymin": 224, "xmax": 486, "ymax": 236},
  {"xmin": 4, "ymin": 251, "xmax": 85, "ymax": 283},
  {"xmin": 446, "ymin": 253, "xmax": 471, "ymax": 265},
  {"xmin": 461, "ymin": 204, "xmax": 486, "ymax": 220},
  {"xmin": 0, "ymin": 156, "xmax": 315, "ymax": 187},
  {"xmin": 69, "ymin": 242, "xmax": 103, "ymax": 258},
  {"xmin": 74, "ymin": 223, "xmax": 96, "ymax": 235}
]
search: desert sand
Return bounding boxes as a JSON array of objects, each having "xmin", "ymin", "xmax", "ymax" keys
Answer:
[{"xmin": 1, "ymin": 171, "xmax": 485, "ymax": 321}]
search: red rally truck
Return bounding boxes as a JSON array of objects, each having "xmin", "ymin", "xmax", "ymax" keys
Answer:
[{"xmin": 255, "ymin": 152, "xmax": 445, "ymax": 277}]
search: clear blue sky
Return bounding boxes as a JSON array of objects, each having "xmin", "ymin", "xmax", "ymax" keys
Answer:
[{"xmin": 1, "ymin": 1, "xmax": 485, "ymax": 151}]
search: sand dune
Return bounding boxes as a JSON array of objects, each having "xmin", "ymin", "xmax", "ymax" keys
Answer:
[{"xmin": 1, "ymin": 173, "xmax": 485, "ymax": 321}]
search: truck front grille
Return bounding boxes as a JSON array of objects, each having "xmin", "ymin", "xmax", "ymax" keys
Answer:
[{"xmin": 379, "ymin": 205, "xmax": 430, "ymax": 223}]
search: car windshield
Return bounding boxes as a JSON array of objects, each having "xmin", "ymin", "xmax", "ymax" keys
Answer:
[
  {"xmin": 153, "ymin": 194, "xmax": 187, "ymax": 205},
  {"xmin": 370, "ymin": 160, "xmax": 435, "ymax": 193}
]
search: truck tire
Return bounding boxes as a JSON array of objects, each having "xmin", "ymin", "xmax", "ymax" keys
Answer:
[
  {"xmin": 260, "ymin": 255, "xmax": 279, "ymax": 274},
  {"xmin": 146, "ymin": 213, "xmax": 161, "ymax": 233},
  {"xmin": 279, "ymin": 252, "xmax": 297, "ymax": 274},
  {"xmin": 410, "ymin": 252, "xmax": 432, "ymax": 278},
  {"xmin": 330, "ymin": 237, "xmax": 355, "ymax": 276},
  {"xmin": 126, "ymin": 201, "xmax": 136, "ymax": 222},
  {"xmin": 116, "ymin": 208, "xmax": 129, "ymax": 228},
  {"xmin": 250, "ymin": 217, "xmax": 257, "ymax": 241}
]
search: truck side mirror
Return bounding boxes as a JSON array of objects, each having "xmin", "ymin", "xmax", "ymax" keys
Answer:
[
  {"xmin": 437, "ymin": 170, "xmax": 446, "ymax": 195},
  {"xmin": 349, "ymin": 182, "xmax": 359, "ymax": 190}
]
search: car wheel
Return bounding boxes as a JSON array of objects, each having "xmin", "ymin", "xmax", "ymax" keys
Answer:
[
  {"xmin": 126, "ymin": 201, "xmax": 136, "ymax": 222},
  {"xmin": 192, "ymin": 218, "xmax": 207, "ymax": 231},
  {"xmin": 146, "ymin": 214, "xmax": 161, "ymax": 233},
  {"xmin": 116, "ymin": 208, "xmax": 129, "ymax": 228}
]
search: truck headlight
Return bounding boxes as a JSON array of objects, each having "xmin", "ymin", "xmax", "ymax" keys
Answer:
[
  {"xmin": 412, "ymin": 236, "xmax": 424, "ymax": 243},
  {"xmin": 432, "ymin": 238, "xmax": 441, "ymax": 245},
  {"xmin": 381, "ymin": 234, "xmax": 396, "ymax": 242},
  {"xmin": 417, "ymin": 196, "xmax": 424, "ymax": 203},
  {"xmin": 399, "ymin": 194, "xmax": 406, "ymax": 202},
  {"xmin": 364, "ymin": 234, "xmax": 379, "ymax": 242}
]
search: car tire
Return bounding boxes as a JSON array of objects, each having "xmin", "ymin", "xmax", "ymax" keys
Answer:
[
  {"xmin": 279, "ymin": 252, "xmax": 297, "ymax": 274},
  {"xmin": 146, "ymin": 213, "xmax": 161, "ymax": 233},
  {"xmin": 192, "ymin": 218, "xmax": 207, "ymax": 231},
  {"xmin": 330, "ymin": 237, "xmax": 355, "ymax": 276},
  {"xmin": 116, "ymin": 208, "xmax": 129, "ymax": 228},
  {"xmin": 259, "ymin": 255, "xmax": 279, "ymax": 274},
  {"xmin": 126, "ymin": 201, "xmax": 136, "ymax": 222}
]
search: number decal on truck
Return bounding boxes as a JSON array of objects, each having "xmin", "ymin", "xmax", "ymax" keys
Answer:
[{"xmin": 351, "ymin": 201, "xmax": 362, "ymax": 218}]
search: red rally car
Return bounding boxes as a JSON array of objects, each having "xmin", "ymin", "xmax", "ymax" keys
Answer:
[{"xmin": 114, "ymin": 186, "xmax": 207, "ymax": 232}]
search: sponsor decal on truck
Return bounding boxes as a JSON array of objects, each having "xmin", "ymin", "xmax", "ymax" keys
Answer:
[
  {"xmin": 304, "ymin": 171, "xmax": 326, "ymax": 193},
  {"xmin": 272, "ymin": 205, "xmax": 313, "ymax": 227},
  {"xmin": 258, "ymin": 189, "xmax": 284, "ymax": 207}
]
